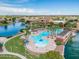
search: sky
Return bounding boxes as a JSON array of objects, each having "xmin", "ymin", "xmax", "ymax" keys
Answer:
[{"xmin": 0, "ymin": 0, "xmax": 79, "ymax": 15}]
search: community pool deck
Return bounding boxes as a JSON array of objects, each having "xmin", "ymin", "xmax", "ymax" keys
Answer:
[{"xmin": 26, "ymin": 38, "xmax": 56, "ymax": 54}]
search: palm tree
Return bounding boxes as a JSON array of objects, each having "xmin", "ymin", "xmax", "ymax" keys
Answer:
[
  {"xmin": 59, "ymin": 22, "xmax": 64, "ymax": 28},
  {"xmin": 0, "ymin": 43, "xmax": 3, "ymax": 47},
  {"xmin": 3, "ymin": 18, "xmax": 8, "ymax": 24},
  {"xmin": 0, "ymin": 43, "xmax": 3, "ymax": 52},
  {"xmin": 25, "ymin": 21, "xmax": 31, "ymax": 35},
  {"xmin": 25, "ymin": 20, "xmax": 31, "ymax": 29},
  {"xmin": 25, "ymin": 20, "xmax": 30, "ymax": 24},
  {"xmin": 26, "ymin": 30, "xmax": 30, "ymax": 35},
  {"xmin": 64, "ymin": 21, "xmax": 76, "ymax": 30},
  {"xmin": 47, "ymin": 22, "xmax": 56, "ymax": 37},
  {"xmin": 12, "ymin": 17, "xmax": 16, "ymax": 23}
]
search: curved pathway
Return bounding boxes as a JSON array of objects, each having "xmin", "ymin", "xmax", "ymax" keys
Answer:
[
  {"xmin": 0, "ymin": 52, "xmax": 26, "ymax": 59},
  {"xmin": 0, "ymin": 33, "xmax": 27, "ymax": 59}
]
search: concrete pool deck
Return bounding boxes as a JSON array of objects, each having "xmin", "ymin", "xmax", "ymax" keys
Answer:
[
  {"xmin": 25, "ymin": 29, "xmax": 57, "ymax": 54},
  {"xmin": 26, "ymin": 39, "xmax": 56, "ymax": 54}
]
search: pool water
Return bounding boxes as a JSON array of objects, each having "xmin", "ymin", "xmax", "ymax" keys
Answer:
[
  {"xmin": 0, "ymin": 22, "xmax": 26, "ymax": 37},
  {"xmin": 65, "ymin": 32, "xmax": 79, "ymax": 59},
  {"xmin": 55, "ymin": 29, "xmax": 63, "ymax": 34},
  {"xmin": 29, "ymin": 29, "xmax": 63, "ymax": 47}
]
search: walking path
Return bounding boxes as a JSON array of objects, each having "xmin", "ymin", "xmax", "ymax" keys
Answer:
[
  {"xmin": 0, "ymin": 52, "xmax": 26, "ymax": 59},
  {"xmin": 0, "ymin": 33, "xmax": 27, "ymax": 59}
]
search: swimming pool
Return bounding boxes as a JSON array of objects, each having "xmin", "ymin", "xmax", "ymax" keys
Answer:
[
  {"xmin": 29, "ymin": 29, "xmax": 63, "ymax": 47},
  {"xmin": 0, "ymin": 22, "xmax": 26, "ymax": 37},
  {"xmin": 55, "ymin": 29, "xmax": 63, "ymax": 34}
]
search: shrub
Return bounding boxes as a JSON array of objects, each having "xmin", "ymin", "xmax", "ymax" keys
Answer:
[{"xmin": 55, "ymin": 40, "xmax": 62, "ymax": 45}]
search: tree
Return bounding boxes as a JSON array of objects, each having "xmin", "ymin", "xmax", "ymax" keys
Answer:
[
  {"xmin": 25, "ymin": 29, "xmax": 31, "ymax": 35},
  {"xmin": 20, "ymin": 18, "xmax": 25, "ymax": 23},
  {"xmin": 64, "ymin": 21, "xmax": 76, "ymax": 29},
  {"xmin": 25, "ymin": 20, "xmax": 30, "ymax": 24},
  {"xmin": 0, "ymin": 43, "xmax": 3, "ymax": 47},
  {"xmin": 25, "ymin": 24, "xmax": 31, "ymax": 35},
  {"xmin": 12, "ymin": 17, "xmax": 16, "ymax": 22},
  {"xmin": 3, "ymin": 18, "xmax": 8, "ymax": 24},
  {"xmin": 47, "ymin": 22, "xmax": 56, "ymax": 38},
  {"xmin": 0, "ymin": 43, "xmax": 3, "ymax": 52},
  {"xmin": 59, "ymin": 22, "xmax": 64, "ymax": 28}
]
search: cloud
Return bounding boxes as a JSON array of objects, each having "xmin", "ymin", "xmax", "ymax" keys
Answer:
[
  {"xmin": 0, "ymin": 6, "xmax": 33, "ymax": 15},
  {"xmin": 0, "ymin": 6, "xmax": 53, "ymax": 15},
  {"xmin": 0, "ymin": 1, "xmax": 51, "ymax": 15},
  {"xmin": 0, "ymin": 5, "xmax": 79, "ymax": 15}
]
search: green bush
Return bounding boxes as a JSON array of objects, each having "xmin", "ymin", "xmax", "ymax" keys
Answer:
[{"xmin": 55, "ymin": 40, "xmax": 62, "ymax": 45}]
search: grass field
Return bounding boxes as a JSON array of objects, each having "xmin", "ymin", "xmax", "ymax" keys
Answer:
[
  {"xmin": 5, "ymin": 36, "xmax": 25, "ymax": 56},
  {"xmin": 0, "ymin": 23, "xmax": 8, "ymax": 26},
  {"xmin": 0, "ymin": 54, "xmax": 20, "ymax": 59},
  {"xmin": 5, "ymin": 36, "xmax": 38, "ymax": 59}
]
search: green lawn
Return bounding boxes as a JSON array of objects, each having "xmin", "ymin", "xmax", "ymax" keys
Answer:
[
  {"xmin": 0, "ymin": 54, "xmax": 20, "ymax": 59},
  {"xmin": 0, "ymin": 23, "xmax": 8, "ymax": 26},
  {"xmin": 5, "ymin": 36, "xmax": 25, "ymax": 56},
  {"xmin": 5, "ymin": 36, "xmax": 38, "ymax": 59}
]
